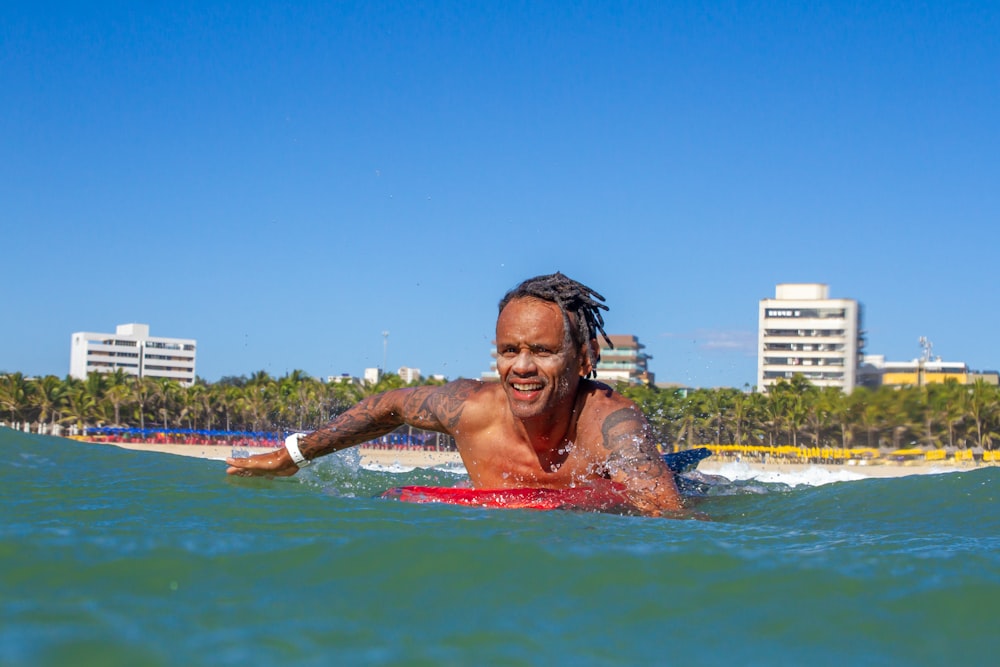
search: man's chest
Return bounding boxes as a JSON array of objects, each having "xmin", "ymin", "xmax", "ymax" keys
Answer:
[{"xmin": 460, "ymin": 438, "xmax": 608, "ymax": 489}]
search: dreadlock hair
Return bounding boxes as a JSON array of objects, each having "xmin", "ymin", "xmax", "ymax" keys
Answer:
[{"xmin": 498, "ymin": 272, "xmax": 613, "ymax": 379}]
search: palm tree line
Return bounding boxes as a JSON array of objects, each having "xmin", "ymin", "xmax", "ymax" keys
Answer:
[
  {"xmin": 2, "ymin": 370, "xmax": 999, "ymax": 451},
  {"xmin": 617, "ymin": 375, "xmax": 1000, "ymax": 452},
  {"xmin": 0, "ymin": 369, "xmax": 445, "ymax": 437}
]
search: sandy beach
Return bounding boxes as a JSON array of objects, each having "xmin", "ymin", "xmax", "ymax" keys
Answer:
[{"xmin": 73, "ymin": 438, "xmax": 995, "ymax": 482}]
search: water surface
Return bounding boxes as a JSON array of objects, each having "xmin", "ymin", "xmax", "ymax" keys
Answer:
[{"xmin": 2, "ymin": 428, "xmax": 997, "ymax": 666}]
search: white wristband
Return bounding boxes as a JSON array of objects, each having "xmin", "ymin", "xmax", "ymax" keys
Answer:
[{"xmin": 284, "ymin": 432, "xmax": 311, "ymax": 468}]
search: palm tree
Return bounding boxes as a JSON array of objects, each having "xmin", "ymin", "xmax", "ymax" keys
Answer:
[
  {"xmin": 239, "ymin": 384, "xmax": 272, "ymax": 433},
  {"xmin": 175, "ymin": 383, "xmax": 199, "ymax": 429},
  {"xmin": 60, "ymin": 384, "xmax": 97, "ymax": 432},
  {"xmin": 674, "ymin": 391, "xmax": 704, "ymax": 447},
  {"xmin": 701, "ymin": 388, "xmax": 733, "ymax": 445},
  {"xmin": 195, "ymin": 382, "xmax": 221, "ymax": 431},
  {"xmin": 130, "ymin": 376, "xmax": 156, "ymax": 431},
  {"xmin": 940, "ymin": 383, "xmax": 968, "ymax": 449},
  {"xmin": 877, "ymin": 387, "xmax": 914, "ymax": 449},
  {"xmin": 804, "ymin": 388, "xmax": 832, "ymax": 447},
  {"xmin": 968, "ymin": 380, "xmax": 1000, "ymax": 450},
  {"xmin": 276, "ymin": 370, "xmax": 318, "ymax": 431},
  {"xmin": 853, "ymin": 388, "xmax": 884, "ymax": 448},
  {"xmin": 0, "ymin": 372, "xmax": 34, "ymax": 424},
  {"xmin": 29, "ymin": 375, "xmax": 66, "ymax": 428},
  {"xmin": 217, "ymin": 385, "xmax": 243, "ymax": 432},
  {"xmin": 820, "ymin": 386, "xmax": 854, "ymax": 448},
  {"xmin": 150, "ymin": 378, "xmax": 181, "ymax": 429},
  {"xmin": 760, "ymin": 388, "xmax": 784, "ymax": 447},
  {"xmin": 102, "ymin": 383, "xmax": 133, "ymax": 426},
  {"xmin": 248, "ymin": 370, "xmax": 274, "ymax": 387},
  {"xmin": 728, "ymin": 389, "xmax": 753, "ymax": 445}
]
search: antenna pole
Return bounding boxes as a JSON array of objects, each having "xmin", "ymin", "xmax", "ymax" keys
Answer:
[{"xmin": 382, "ymin": 331, "xmax": 389, "ymax": 374}]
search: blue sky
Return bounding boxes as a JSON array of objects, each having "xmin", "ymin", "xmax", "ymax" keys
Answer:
[{"xmin": 3, "ymin": 1, "xmax": 998, "ymax": 388}]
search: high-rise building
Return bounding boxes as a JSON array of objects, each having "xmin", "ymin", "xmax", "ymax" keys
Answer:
[
  {"xmin": 757, "ymin": 284, "xmax": 864, "ymax": 393},
  {"xmin": 70, "ymin": 323, "xmax": 197, "ymax": 386}
]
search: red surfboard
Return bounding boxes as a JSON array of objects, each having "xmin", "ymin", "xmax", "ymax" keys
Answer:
[
  {"xmin": 381, "ymin": 482, "xmax": 634, "ymax": 512},
  {"xmin": 381, "ymin": 449, "xmax": 712, "ymax": 511}
]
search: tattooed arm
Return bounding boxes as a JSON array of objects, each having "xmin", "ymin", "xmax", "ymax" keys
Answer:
[
  {"xmin": 599, "ymin": 404, "xmax": 684, "ymax": 515},
  {"xmin": 225, "ymin": 379, "xmax": 483, "ymax": 477}
]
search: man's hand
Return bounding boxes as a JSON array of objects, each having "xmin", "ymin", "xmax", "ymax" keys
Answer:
[{"xmin": 226, "ymin": 448, "xmax": 300, "ymax": 477}]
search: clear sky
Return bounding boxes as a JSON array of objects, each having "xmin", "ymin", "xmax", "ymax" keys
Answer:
[{"xmin": 3, "ymin": 1, "xmax": 998, "ymax": 388}]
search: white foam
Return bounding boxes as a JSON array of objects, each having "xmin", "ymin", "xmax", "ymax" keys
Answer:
[
  {"xmin": 361, "ymin": 461, "xmax": 468, "ymax": 476},
  {"xmin": 699, "ymin": 462, "xmax": 868, "ymax": 487}
]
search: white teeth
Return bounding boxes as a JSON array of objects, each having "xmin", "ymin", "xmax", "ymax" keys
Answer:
[{"xmin": 513, "ymin": 382, "xmax": 543, "ymax": 391}]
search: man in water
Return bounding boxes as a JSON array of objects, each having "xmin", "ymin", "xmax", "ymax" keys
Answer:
[{"xmin": 226, "ymin": 273, "xmax": 684, "ymax": 516}]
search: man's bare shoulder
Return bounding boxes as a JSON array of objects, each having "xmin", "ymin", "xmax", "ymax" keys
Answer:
[
  {"xmin": 433, "ymin": 378, "xmax": 499, "ymax": 402},
  {"xmin": 578, "ymin": 379, "xmax": 635, "ymax": 410},
  {"xmin": 406, "ymin": 379, "xmax": 502, "ymax": 431},
  {"xmin": 440, "ymin": 379, "xmax": 504, "ymax": 410},
  {"xmin": 576, "ymin": 380, "xmax": 649, "ymax": 442}
]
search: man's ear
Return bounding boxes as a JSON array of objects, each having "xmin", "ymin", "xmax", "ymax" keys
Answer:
[{"xmin": 579, "ymin": 340, "xmax": 601, "ymax": 377}]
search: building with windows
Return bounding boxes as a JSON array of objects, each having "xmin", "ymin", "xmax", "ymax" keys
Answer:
[
  {"xmin": 859, "ymin": 338, "xmax": 998, "ymax": 387},
  {"xmin": 595, "ymin": 335, "xmax": 654, "ymax": 385},
  {"xmin": 860, "ymin": 355, "xmax": 968, "ymax": 387},
  {"xmin": 483, "ymin": 333, "xmax": 653, "ymax": 386},
  {"xmin": 70, "ymin": 323, "xmax": 197, "ymax": 386},
  {"xmin": 398, "ymin": 366, "xmax": 421, "ymax": 383},
  {"xmin": 757, "ymin": 284, "xmax": 864, "ymax": 393}
]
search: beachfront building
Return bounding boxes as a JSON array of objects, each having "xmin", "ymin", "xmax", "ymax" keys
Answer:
[
  {"xmin": 757, "ymin": 284, "xmax": 864, "ymax": 393},
  {"xmin": 69, "ymin": 323, "xmax": 197, "ymax": 386},
  {"xmin": 860, "ymin": 355, "xmax": 968, "ymax": 387},
  {"xmin": 483, "ymin": 333, "xmax": 653, "ymax": 386},
  {"xmin": 595, "ymin": 335, "xmax": 654, "ymax": 385},
  {"xmin": 860, "ymin": 337, "xmax": 998, "ymax": 387}
]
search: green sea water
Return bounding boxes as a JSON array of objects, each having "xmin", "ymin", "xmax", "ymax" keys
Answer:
[{"xmin": 2, "ymin": 427, "xmax": 998, "ymax": 666}]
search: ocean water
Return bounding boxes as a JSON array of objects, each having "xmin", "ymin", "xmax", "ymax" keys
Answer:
[{"xmin": 2, "ymin": 428, "xmax": 998, "ymax": 666}]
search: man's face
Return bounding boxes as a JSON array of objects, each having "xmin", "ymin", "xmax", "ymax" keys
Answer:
[{"xmin": 495, "ymin": 297, "xmax": 587, "ymax": 421}]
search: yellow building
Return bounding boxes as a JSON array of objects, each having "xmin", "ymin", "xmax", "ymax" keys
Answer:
[{"xmin": 862, "ymin": 355, "xmax": 968, "ymax": 387}]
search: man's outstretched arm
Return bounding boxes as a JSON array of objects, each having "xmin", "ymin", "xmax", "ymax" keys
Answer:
[{"xmin": 225, "ymin": 380, "xmax": 480, "ymax": 477}]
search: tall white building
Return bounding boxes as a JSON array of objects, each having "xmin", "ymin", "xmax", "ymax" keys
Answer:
[
  {"xmin": 757, "ymin": 284, "xmax": 864, "ymax": 393},
  {"xmin": 70, "ymin": 323, "xmax": 197, "ymax": 386}
]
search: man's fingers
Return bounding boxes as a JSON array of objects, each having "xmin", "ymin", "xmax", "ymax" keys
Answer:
[{"xmin": 224, "ymin": 449, "xmax": 297, "ymax": 478}]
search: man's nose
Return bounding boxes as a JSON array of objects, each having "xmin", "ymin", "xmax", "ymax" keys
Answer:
[{"xmin": 511, "ymin": 349, "xmax": 536, "ymax": 373}]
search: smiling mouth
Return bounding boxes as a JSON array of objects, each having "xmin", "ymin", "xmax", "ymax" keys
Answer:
[{"xmin": 511, "ymin": 381, "xmax": 544, "ymax": 394}]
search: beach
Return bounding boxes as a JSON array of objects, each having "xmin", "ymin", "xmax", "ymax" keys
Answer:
[{"xmin": 74, "ymin": 437, "xmax": 994, "ymax": 484}]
